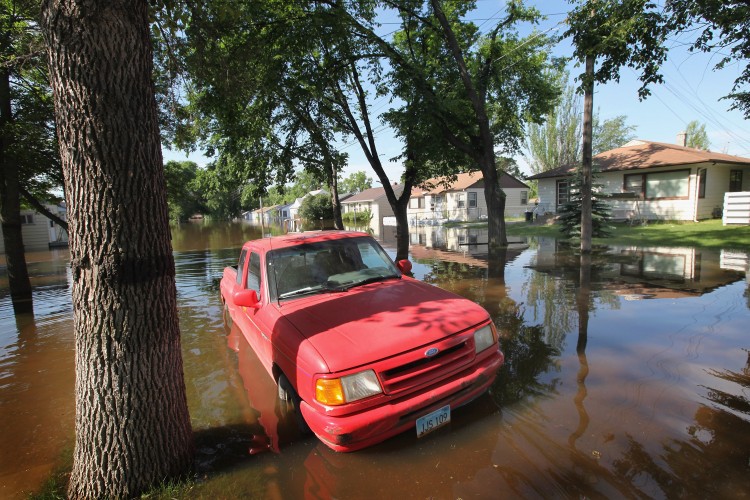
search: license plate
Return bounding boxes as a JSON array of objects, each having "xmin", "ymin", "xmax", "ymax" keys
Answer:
[{"xmin": 416, "ymin": 405, "xmax": 451, "ymax": 438}]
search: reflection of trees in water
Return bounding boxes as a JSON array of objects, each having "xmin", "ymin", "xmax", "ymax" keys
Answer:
[
  {"xmin": 613, "ymin": 352, "xmax": 750, "ymax": 497},
  {"xmin": 522, "ymin": 246, "xmax": 620, "ymax": 352},
  {"xmin": 703, "ymin": 349, "xmax": 750, "ymax": 418},
  {"xmin": 491, "ymin": 322, "xmax": 561, "ymax": 407},
  {"xmin": 522, "ymin": 271, "xmax": 575, "ymax": 351},
  {"xmin": 419, "ymin": 255, "xmax": 562, "ymax": 409}
]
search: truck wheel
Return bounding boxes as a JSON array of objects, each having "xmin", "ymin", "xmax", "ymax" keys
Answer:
[
  {"xmin": 222, "ymin": 302, "xmax": 232, "ymax": 328},
  {"xmin": 277, "ymin": 374, "xmax": 311, "ymax": 435}
]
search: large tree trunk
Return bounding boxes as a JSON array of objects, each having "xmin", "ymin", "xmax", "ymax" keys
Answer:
[
  {"xmin": 1, "ymin": 66, "xmax": 33, "ymax": 313},
  {"xmin": 42, "ymin": 1, "xmax": 193, "ymax": 498},
  {"xmin": 393, "ymin": 200, "xmax": 410, "ymax": 262},
  {"xmin": 480, "ymin": 160, "xmax": 508, "ymax": 254},
  {"xmin": 580, "ymin": 54, "xmax": 595, "ymax": 254}
]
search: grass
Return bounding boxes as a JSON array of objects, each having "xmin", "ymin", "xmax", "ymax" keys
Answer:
[{"xmin": 506, "ymin": 218, "xmax": 750, "ymax": 250}]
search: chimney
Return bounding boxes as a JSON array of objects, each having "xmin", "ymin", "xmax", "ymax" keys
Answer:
[{"xmin": 677, "ymin": 131, "xmax": 687, "ymax": 147}]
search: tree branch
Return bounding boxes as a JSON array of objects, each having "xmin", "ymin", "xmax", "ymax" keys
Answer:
[{"xmin": 19, "ymin": 186, "xmax": 68, "ymax": 231}]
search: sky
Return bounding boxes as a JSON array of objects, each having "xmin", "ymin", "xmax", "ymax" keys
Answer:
[{"xmin": 163, "ymin": 0, "xmax": 750, "ymax": 185}]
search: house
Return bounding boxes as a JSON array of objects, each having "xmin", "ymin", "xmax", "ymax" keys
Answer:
[
  {"xmin": 340, "ymin": 184, "xmax": 403, "ymax": 237},
  {"xmin": 408, "ymin": 171, "xmax": 530, "ymax": 224},
  {"xmin": 288, "ymin": 189, "xmax": 328, "ymax": 222},
  {"xmin": 526, "ymin": 139, "xmax": 750, "ymax": 222},
  {"xmin": 0, "ymin": 204, "xmax": 68, "ymax": 253}
]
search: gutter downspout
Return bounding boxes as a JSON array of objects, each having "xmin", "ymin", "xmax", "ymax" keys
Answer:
[{"xmin": 693, "ymin": 168, "xmax": 705, "ymax": 222}]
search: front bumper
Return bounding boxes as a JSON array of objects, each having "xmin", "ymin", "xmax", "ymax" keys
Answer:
[{"xmin": 300, "ymin": 348, "xmax": 504, "ymax": 452}]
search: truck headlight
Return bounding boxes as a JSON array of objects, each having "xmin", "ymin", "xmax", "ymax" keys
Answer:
[
  {"xmin": 474, "ymin": 324, "xmax": 496, "ymax": 353},
  {"xmin": 316, "ymin": 369, "xmax": 382, "ymax": 406}
]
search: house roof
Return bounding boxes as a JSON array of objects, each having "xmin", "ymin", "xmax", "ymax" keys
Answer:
[
  {"xmin": 290, "ymin": 189, "xmax": 328, "ymax": 209},
  {"xmin": 342, "ymin": 184, "xmax": 403, "ymax": 203},
  {"xmin": 412, "ymin": 171, "xmax": 528, "ymax": 197},
  {"xmin": 527, "ymin": 140, "xmax": 750, "ymax": 180}
]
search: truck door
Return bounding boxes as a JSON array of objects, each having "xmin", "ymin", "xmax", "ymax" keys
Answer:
[{"xmin": 240, "ymin": 251, "xmax": 273, "ymax": 369}]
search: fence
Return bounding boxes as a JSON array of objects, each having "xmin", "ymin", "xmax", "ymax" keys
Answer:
[{"xmin": 723, "ymin": 192, "xmax": 750, "ymax": 225}]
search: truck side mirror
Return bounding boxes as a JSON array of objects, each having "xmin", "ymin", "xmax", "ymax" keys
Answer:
[
  {"xmin": 234, "ymin": 289, "xmax": 261, "ymax": 309},
  {"xmin": 396, "ymin": 259, "xmax": 412, "ymax": 275}
]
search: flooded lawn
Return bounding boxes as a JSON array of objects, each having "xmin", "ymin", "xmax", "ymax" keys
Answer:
[{"xmin": 1, "ymin": 222, "xmax": 749, "ymax": 498}]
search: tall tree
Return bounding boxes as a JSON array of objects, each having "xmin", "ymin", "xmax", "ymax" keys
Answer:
[
  {"xmin": 565, "ymin": 0, "xmax": 667, "ymax": 253},
  {"xmin": 526, "ymin": 74, "xmax": 583, "ymax": 175},
  {"xmin": 592, "ymin": 113, "xmax": 636, "ymax": 154},
  {"xmin": 42, "ymin": 0, "xmax": 193, "ymax": 497},
  {"xmin": 164, "ymin": 160, "xmax": 204, "ymax": 223},
  {"xmin": 684, "ymin": 119, "xmax": 710, "ymax": 150},
  {"xmin": 339, "ymin": 171, "xmax": 373, "ymax": 194},
  {"xmin": 1, "ymin": 0, "xmax": 64, "ymax": 312},
  {"xmin": 361, "ymin": 0, "xmax": 560, "ymax": 252}
]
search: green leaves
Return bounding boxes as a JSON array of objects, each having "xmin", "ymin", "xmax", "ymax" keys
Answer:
[{"xmin": 565, "ymin": 0, "xmax": 668, "ymax": 99}]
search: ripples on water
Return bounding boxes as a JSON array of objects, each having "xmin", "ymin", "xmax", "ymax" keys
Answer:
[{"xmin": 1, "ymin": 223, "xmax": 749, "ymax": 499}]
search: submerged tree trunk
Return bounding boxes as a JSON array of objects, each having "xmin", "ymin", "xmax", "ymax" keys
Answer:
[
  {"xmin": 42, "ymin": 1, "xmax": 193, "ymax": 497},
  {"xmin": 1, "ymin": 66, "xmax": 33, "ymax": 313},
  {"xmin": 480, "ymin": 159, "xmax": 508, "ymax": 255}
]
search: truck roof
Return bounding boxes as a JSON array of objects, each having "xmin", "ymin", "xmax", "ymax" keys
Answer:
[{"xmin": 246, "ymin": 230, "xmax": 373, "ymax": 252}]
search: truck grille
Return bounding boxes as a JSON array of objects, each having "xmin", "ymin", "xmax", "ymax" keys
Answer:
[{"xmin": 379, "ymin": 340, "xmax": 473, "ymax": 395}]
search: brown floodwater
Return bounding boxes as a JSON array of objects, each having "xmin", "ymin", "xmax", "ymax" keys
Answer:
[{"xmin": 1, "ymin": 222, "xmax": 749, "ymax": 499}]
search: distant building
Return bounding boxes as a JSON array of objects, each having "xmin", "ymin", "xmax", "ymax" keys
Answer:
[
  {"xmin": 340, "ymin": 184, "xmax": 403, "ymax": 237},
  {"xmin": 527, "ymin": 138, "xmax": 750, "ymax": 223},
  {"xmin": 0, "ymin": 204, "xmax": 68, "ymax": 253},
  {"xmin": 408, "ymin": 171, "xmax": 530, "ymax": 224}
]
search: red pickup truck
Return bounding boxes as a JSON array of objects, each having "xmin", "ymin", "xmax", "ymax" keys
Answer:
[{"xmin": 220, "ymin": 231, "xmax": 504, "ymax": 452}]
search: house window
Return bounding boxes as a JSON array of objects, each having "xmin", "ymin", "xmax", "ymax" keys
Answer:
[
  {"xmin": 468, "ymin": 192, "xmax": 477, "ymax": 208},
  {"xmin": 624, "ymin": 174, "xmax": 644, "ymax": 198},
  {"xmin": 645, "ymin": 170, "xmax": 690, "ymax": 199},
  {"xmin": 698, "ymin": 169, "xmax": 706, "ymax": 199},
  {"xmin": 556, "ymin": 180, "xmax": 569, "ymax": 207},
  {"xmin": 457, "ymin": 194, "xmax": 465, "ymax": 208},
  {"xmin": 729, "ymin": 170, "xmax": 743, "ymax": 192},
  {"xmin": 20, "ymin": 214, "xmax": 35, "ymax": 225},
  {"xmin": 520, "ymin": 190, "xmax": 528, "ymax": 205},
  {"xmin": 410, "ymin": 197, "xmax": 424, "ymax": 209},
  {"xmin": 624, "ymin": 170, "xmax": 690, "ymax": 199}
]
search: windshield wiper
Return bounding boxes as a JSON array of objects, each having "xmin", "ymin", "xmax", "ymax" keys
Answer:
[
  {"xmin": 342, "ymin": 274, "xmax": 400, "ymax": 290},
  {"xmin": 278, "ymin": 283, "xmax": 347, "ymax": 299}
]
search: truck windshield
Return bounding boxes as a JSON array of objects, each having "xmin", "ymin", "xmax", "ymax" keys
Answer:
[{"xmin": 268, "ymin": 236, "xmax": 400, "ymax": 300}]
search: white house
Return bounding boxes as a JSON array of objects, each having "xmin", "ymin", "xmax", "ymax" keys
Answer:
[
  {"xmin": 288, "ymin": 189, "xmax": 328, "ymax": 222},
  {"xmin": 340, "ymin": 184, "xmax": 403, "ymax": 237},
  {"xmin": 0, "ymin": 204, "xmax": 68, "ymax": 253},
  {"xmin": 526, "ymin": 139, "xmax": 750, "ymax": 222},
  {"xmin": 408, "ymin": 171, "xmax": 530, "ymax": 224}
]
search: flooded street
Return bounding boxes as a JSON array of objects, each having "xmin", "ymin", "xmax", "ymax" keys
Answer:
[{"xmin": 1, "ymin": 222, "xmax": 749, "ymax": 498}]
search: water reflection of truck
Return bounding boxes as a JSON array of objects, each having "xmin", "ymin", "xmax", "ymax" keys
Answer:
[{"xmin": 219, "ymin": 231, "xmax": 504, "ymax": 452}]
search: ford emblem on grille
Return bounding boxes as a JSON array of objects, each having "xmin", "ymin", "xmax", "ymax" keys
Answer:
[{"xmin": 425, "ymin": 347, "xmax": 439, "ymax": 357}]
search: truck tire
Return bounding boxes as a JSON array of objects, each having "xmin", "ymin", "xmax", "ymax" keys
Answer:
[{"xmin": 277, "ymin": 374, "xmax": 311, "ymax": 435}]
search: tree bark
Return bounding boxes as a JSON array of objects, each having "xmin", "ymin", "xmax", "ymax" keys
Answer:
[
  {"xmin": 481, "ymin": 158, "xmax": 508, "ymax": 255},
  {"xmin": 42, "ymin": 1, "xmax": 193, "ymax": 497},
  {"xmin": 580, "ymin": 54, "xmax": 595, "ymax": 254},
  {"xmin": 1, "ymin": 63, "xmax": 34, "ymax": 314}
]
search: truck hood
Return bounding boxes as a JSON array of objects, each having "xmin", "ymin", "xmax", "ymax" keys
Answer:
[{"xmin": 279, "ymin": 278, "xmax": 489, "ymax": 373}]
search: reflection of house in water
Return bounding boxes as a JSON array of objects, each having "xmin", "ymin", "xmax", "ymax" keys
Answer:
[
  {"xmin": 530, "ymin": 238, "xmax": 747, "ymax": 299},
  {"xmin": 408, "ymin": 226, "xmax": 528, "ymax": 267}
]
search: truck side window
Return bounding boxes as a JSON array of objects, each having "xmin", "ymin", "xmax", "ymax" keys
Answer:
[
  {"xmin": 248, "ymin": 252, "xmax": 261, "ymax": 298},
  {"xmin": 236, "ymin": 249, "xmax": 247, "ymax": 285}
]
